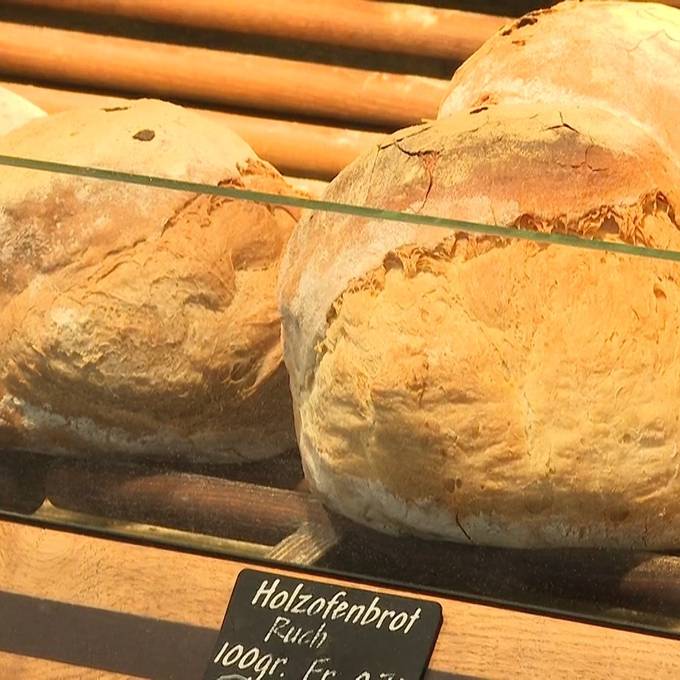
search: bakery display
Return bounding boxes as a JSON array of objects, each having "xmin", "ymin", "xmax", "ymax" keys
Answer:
[
  {"xmin": 279, "ymin": 104, "xmax": 680, "ymax": 549},
  {"xmin": 0, "ymin": 99, "xmax": 298, "ymax": 462},
  {"xmin": 438, "ymin": 1, "xmax": 680, "ymax": 161},
  {"xmin": 0, "ymin": 84, "xmax": 45, "ymax": 135},
  {"xmin": 2, "ymin": 0, "xmax": 680, "ymax": 645}
]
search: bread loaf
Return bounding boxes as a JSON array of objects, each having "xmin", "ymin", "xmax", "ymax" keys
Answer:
[
  {"xmin": 0, "ymin": 99, "xmax": 298, "ymax": 462},
  {"xmin": 0, "ymin": 85, "xmax": 45, "ymax": 134},
  {"xmin": 438, "ymin": 1, "xmax": 680, "ymax": 160},
  {"xmin": 278, "ymin": 104, "xmax": 680, "ymax": 549}
]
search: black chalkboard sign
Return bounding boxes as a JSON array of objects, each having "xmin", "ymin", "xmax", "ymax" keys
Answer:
[{"xmin": 204, "ymin": 569, "xmax": 442, "ymax": 680}]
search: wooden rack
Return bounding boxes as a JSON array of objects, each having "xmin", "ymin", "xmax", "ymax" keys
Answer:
[
  {"xmin": 0, "ymin": 0, "xmax": 503, "ymax": 179},
  {"xmin": 0, "ymin": 21, "xmax": 450, "ymax": 128},
  {"xmin": 2, "ymin": 0, "xmax": 510, "ymax": 60},
  {"xmin": 4, "ymin": 449, "xmax": 680, "ymax": 628}
]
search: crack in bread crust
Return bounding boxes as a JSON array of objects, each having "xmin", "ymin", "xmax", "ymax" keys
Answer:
[{"xmin": 319, "ymin": 190, "xmax": 679, "ymax": 370}]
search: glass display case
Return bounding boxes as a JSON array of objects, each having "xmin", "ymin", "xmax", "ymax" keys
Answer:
[
  {"xmin": 0, "ymin": 1, "xmax": 680, "ymax": 676},
  {"xmin": 2, "ymin": 119, "xmax": 680, "ymax": 637}
]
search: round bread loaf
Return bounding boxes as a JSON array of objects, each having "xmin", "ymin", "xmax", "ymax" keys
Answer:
[
  {"xmin": 0, "ymin": 85, "xmax": 45, "ymax": 135},
  {"xmin": 0, "ymin": 99, "xmax": 298, "ymax": 461},
  {"xmin": 279, "ymin": 104, "xmax": 680, "ymax": 549},
  {"xmin": 438, "ymin": 1, "xmax": 680, "ymax": 161}
]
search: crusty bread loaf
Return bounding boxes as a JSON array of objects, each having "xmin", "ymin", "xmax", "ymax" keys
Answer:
[
  {"xmin": 0, "ymin": 99, "xmax": 298, "ymax": 461},
  {"xmin": 438, "ymin": 1, "xmax": 680, "ymax": 161},
  {"xmin": 0, "ymin": 85, "xmax": 45, "ymax": 135},
  {"xmin": 279, "ymin": 104, "xmax": 680, "ymax": 549}
]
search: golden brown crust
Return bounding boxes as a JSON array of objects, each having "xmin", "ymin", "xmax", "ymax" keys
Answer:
[
  {"xmin": 278, "ymin": 105, "xmax": 680, "ymax": 548},
  {"xmin": 438, "ymin": 1, "xmax": 680, "ymax": 162},
  {"xmin": 0, "ymin": 100, "xmax": 297, "ymax": 461}
]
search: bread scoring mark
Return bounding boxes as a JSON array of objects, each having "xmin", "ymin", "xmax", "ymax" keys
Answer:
[{"xmin": 101, "ymin": 106, "xmax": 130, "ymax": 112}]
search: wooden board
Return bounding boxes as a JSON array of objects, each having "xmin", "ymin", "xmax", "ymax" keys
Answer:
[{"xmin": 2, "ymin": 520, "xmax": 680, "ymax": 679}]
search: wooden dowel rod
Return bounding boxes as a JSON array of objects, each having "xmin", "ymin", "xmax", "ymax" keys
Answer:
[
  {"xmin": 1, "ymin": 81, "xmax": 381, "ymax": 179},
  {"xmin": 3, "ymin": 0, "xmax": 509, "ymax": 61},
  {"xmin": 343, "ymin": 524, "xmax": 680, "ymax": 616},
  {"xmin": 0, "ymin": 21, "xmax": 448, "ymax": 128},
  {"xmin": 46, "ymin": 460, "xmax": 326, "ymax": 546}
]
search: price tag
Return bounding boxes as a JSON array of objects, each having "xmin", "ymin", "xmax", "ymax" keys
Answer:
[{"xmin": 204, "ymin": 569, "xmax": 442, "ymax": 680}]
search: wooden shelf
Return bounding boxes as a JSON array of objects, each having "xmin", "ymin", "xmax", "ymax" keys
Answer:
[{"xmin": 1, "ymin": 520, "xmax": 679, "ymax": 679}]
